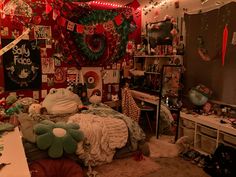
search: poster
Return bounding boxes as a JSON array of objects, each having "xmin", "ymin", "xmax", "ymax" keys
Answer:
[
  {"xmin": 2, "ymin": 39, "xmax": 41, "ymax": 91},
  {"xmin": 81, "ymin": 67, "xmax": 102, "ymax": 98}
]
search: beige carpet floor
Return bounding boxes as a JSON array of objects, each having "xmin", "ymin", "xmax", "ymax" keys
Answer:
[
  {"xmin": 94, "ymin": 156, "xmax": 160, "ymax": 177},
  {"xmin": 92, "ymin": 135, "xmax": 210, "ymax": 177}
]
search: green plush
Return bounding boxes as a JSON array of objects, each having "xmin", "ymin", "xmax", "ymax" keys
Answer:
[{"xmin": 34, "ymin": 120, "xmax": 84, "ymax": 158}]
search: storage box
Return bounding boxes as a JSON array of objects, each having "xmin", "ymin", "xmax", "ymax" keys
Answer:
[
  {"xmin": 200, "ymin": 135, "xmax": 216, "ymax": 154},
  {"xmin": 183, "ymin": 127, "xmax": 194, "ymax": 141},
  {"xmin": 182, "ymin": 119, "xmax": 195, "ymax": 129},
  {"xmin": 198, "ymin": 125, "xmax": 217, "ymax": 138},
  {"xmin": 223, "ymin": 133, "xmax": 236, "ymax": 146}
]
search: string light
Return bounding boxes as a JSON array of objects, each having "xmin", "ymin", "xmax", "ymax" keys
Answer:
[{"xmin": 88, "ymin": 1, "xmax": 132, "ymax": 9}]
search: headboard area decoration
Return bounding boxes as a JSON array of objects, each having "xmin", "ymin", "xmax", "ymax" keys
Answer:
[{"xmin": 184, "ymin": 2, "xmax": 236, "ymax": 105}]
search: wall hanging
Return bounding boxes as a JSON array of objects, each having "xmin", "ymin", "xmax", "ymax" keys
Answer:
[{"xmin": 2, "ymin": 39, "xmax": 41, "ymax": 91}]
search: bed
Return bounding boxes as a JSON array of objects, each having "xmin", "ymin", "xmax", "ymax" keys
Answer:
[{"xmin": 16, "ymin": 87, "xmax": 148, "ymax": 167}]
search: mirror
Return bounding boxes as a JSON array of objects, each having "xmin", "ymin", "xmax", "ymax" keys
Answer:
[{"xmin": 157, "ymin": 65, "xmax": 182, "ymax": 141}]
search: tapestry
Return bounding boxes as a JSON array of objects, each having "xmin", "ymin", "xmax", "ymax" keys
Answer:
[{"xmin": 2, "ymin": 39, "xmax": 41, "ymax": 91}]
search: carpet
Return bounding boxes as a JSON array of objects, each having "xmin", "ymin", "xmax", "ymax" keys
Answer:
[{"xmin": 94, "ymin": 156, "xmax": 160, "ymax": 177}]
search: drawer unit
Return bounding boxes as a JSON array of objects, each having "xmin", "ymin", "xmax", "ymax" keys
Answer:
[
  {"xmin": 197, "ymin": 134, "xmax": 217, "ymax": 154},
  {"xmin": 182, "ymin": 127, "xmax": 194, "ymax": 141},
  {"xmin": 179, "ymin": 112, "xmax": 236, "ymax": 154},
  {"xmin": 220, "ymin": 132, "xmax": 236, "ymax": 146},
  {"xmin": 182, "ymin": 119, "xmax": 195, "ymax": 129},
  {"xmin": 198, "ymin": 124, "xmax": 217, "ymax": 138}
]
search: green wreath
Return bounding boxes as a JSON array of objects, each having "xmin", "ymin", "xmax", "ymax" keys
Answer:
[{"xmin": 73, "ymin": 10, "xmax": 131, "ymax": 62}]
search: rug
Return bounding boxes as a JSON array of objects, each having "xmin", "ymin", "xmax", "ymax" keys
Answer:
[{"xmin": 94, "ymin": 156, "xmax": 160, "ymax": 177}]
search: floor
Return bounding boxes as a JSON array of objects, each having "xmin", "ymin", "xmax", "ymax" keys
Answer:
[
  {"xmin": 142, "ymin": 157, "xmax": 210, "ymax": 177},
  {"xmin": 141, "ymin": 134, "xmax": 210, "ymax": 177}
]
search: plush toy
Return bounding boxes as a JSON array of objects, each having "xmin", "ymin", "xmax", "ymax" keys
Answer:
[
  {"xmin": 28, "ymin": 103, "xmax": 46, "ymax": 115},
  {"xmin": 5, "ymin": 104, "xmax": 23, "ymax": 116},
  {"xmin": 89, "ymin": 95, "xmax": 102, "ymax": 105},
  {"xmin": 42, "ymin": 87, "xmax": 83, "ymax": 114},
  {"xmin": 6, "ymin": 95, "xmax": 18, "ymax": 106},
  {"xmin": 89, "ymin": 89, "xmax": 102, "ymax": 105},
  {"xmin": 34, "ymin": 120, "xmax": 84, "ymax": 158}
]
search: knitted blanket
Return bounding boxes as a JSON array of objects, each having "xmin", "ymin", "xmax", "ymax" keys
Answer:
[{"xmin": 68, "ymin": 113, "xmax": 128, "ymax": 166}]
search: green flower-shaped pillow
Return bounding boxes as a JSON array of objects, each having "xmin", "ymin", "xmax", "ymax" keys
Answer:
[{"xmin": 34, "ymin": 120, "xmax": 84, "ymax": 158}]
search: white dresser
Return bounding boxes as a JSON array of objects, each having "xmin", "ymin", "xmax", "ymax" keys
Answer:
[
  {"xmin": 179, "ymin": 112, "xmax": 236, "ymax": 154},
  {"xmin": 0, "ymin": 127, "xmax": 30, "ymax": 177}
]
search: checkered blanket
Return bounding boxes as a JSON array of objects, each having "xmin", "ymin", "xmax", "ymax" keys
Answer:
[{"xmin": 121, "ymin": 88, "xmax": 140, "ymax": 122}]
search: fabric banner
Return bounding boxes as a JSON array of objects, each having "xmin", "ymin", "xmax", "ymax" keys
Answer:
[
  {"xmin": 2, "ymin": 39, "xmax": 42, "ymax": 91},
  {"xmin": 0, "ymin": 28, "xmax": 30, "ymax": 56}
]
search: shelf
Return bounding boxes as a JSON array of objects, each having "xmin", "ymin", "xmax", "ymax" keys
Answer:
[
  {"xmin": 134, "ymin": 55, "xmax": 178, "ymax": 58},
  {"xmin": 144, "ymin": 71, "xmax": 161, "ymax": 75},
  {"xmin": 179, "ymin": 112, "xmax": 236, "ymax": 154}
]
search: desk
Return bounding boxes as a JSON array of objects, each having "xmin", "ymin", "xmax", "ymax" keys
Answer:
[
  {"xmin": 130, "ymin": 89, "xmax": 160, "ymax": 136},
  {"xmin": 0, "ymin": 127, "xmax": 30, "ymax": 177}
]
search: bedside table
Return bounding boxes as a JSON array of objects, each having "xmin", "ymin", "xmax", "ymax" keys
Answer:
[{"xmin": 104, "ymin": 100, "xmax": 121, "ymax": 112}]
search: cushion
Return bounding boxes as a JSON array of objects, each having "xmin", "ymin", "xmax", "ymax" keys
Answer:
[
  {"xmin": 34, "ymin": 120, "xmax": 84, "ymax": 158},
  {"xmin": 29, "ymin": 158, "xmax": 84, "ymax": 177},
  {"xmin": 42, "ymin": 87, "xmax": 83, "ymax": 114}
]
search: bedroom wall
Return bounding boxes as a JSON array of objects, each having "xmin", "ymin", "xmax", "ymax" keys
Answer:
[
  {"xmin": 0, "ymin": 1, "xmax": 141, "ymax": 102},
  {"xmin": 140, "ymin": 0, "xmax": 236, "ymax": 106}
]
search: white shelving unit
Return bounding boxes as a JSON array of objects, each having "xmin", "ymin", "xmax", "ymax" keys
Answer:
[{"xmin": 179, "ymin": 112, "xmax": 236, "ymax": 154}]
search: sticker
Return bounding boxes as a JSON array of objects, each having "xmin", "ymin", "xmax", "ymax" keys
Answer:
[
  {"xmin": 41, "ymin": 58, "xmax": 55, "ymax": 74},
  {"xmin": 41, "ymin": 90, "xmax": 47, "ymax": 98},
  {"xmin": 33, "ymin": 91, "xmax": 39, "ymax": 99},
  {"xmin": 42, "ymin": 75, "xmax": 48, "ymax": 83},
  {"xmin": 34, "ymin": 25, "xmax": 51, "ymax": 39},
  {"xmin": 47, "ymin": 77, "xmax": 54, "ymax": 87},
  {"xmin": 54, "ymin": 67, "xmax": 67, "ymax": 83}
]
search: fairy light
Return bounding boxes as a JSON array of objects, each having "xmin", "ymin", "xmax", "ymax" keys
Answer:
[{"xmin": 88, "ymin": 1, "xmax": 132, "ymax": 9}]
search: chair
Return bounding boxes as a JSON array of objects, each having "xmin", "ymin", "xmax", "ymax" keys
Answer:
[
  {"xmin": 138, "ymin": 103, "xmax": 155, "ymax": 133},
  {"xmin": 121, "ymin": 88, "xmax": 154, "ymax": 132}
]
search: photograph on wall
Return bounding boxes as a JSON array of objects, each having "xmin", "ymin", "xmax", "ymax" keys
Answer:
[
  {"xmin": 2, "ymin": 39, "xmax": 42, "ymax": 91},
  {"xmin": 41, "ymin": 58, "xmax": 55, "ymax": 74},
  {"xmin": 81, "ymin": 67, "xmax": 102, "ymax": 98},
  {"xmin": 34, "ymin": 25, "xmax": 51, "ymax": 39}
]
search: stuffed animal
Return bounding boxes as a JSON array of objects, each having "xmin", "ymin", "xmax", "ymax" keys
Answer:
[
  {"xmin": 89, "ymin": 94, "xmax": 102, "ymax": 105},
  {"xmin": 89, "ymin": 89, "xmax": 102, "ymax": 105},
  {"xmin": 28, "ymin": 103, "xmax": 43, "ymax": 115},
  {"xmin": 111, "ymin": 94, "xmax": 119, "ymax": 102},
  {"xmin": 6, "ymin": 94, "xmax": 18, "ymax": 106},
  {"xmin": 42, "ymin": 87, "xmax": 83, "ymax": 114},
  {"xmin": 34, "ymin": 120, "xmax": 84, "ymax": 158}
]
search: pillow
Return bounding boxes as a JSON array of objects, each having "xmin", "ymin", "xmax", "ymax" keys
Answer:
[
  {"xmin": 29, "ymin": 158, "xmax": 84, "ymax": 177},
  {"xmin": 34, "ymin": 120, "xmax": 84, "ymax": 158},
  {"xmin": 42, "ymin": 87, "xmax": 83, "ymax": 114}
]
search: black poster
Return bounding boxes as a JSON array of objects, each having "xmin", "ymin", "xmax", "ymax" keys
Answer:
[{"xmin": 2, "ymin": 39, "xmax": 41, "ymax": 91}]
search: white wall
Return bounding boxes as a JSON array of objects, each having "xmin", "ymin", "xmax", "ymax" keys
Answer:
[{"xmin": 141, "ymin": 0, "xmax": 235, "ymax": 33}]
